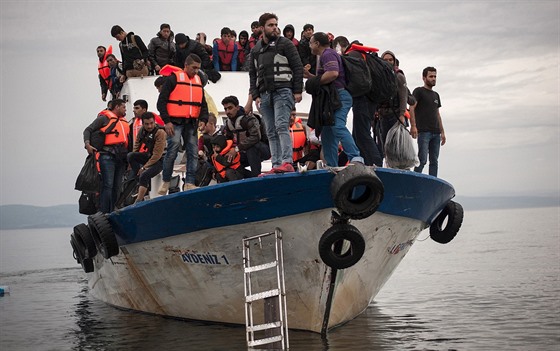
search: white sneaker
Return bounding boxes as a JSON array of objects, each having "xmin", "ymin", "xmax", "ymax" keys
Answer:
[{"xmin": 158, "ymin": 182, "xmax": 170, "ymax": 195}]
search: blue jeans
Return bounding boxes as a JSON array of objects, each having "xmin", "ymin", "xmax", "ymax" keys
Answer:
[
  {"xmin": 352, "ymin": 95, "xmax": 382, "ymax": 166},
  {"xmin": 259, "ymin": 88, "xmax": 295, "ymax": 167},
  {"xmin": 414, "ymin": 132, "xmax": 441, "ymax": 177},
  {"xmin": 98, "ymin": 153, "xmax": 126, "ymax": 213},
  {"xmin": 322, "ymin": 89, "xmax": 363, "ymax": 167},
  {"xmin": 162, "ymin": 122, "xmax": 198, "ymax": 184}
]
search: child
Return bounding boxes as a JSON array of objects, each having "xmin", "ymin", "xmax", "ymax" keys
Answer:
[{"xmin": 211, "ymin": 135, "xmax": 245, "ymax": 183}]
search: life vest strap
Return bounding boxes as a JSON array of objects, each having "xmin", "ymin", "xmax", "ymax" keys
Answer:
[{"xmin": 168, "ymin": 99, "xmax": 203, "ymax": 107}]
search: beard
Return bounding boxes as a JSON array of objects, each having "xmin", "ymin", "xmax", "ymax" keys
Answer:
[{"xmin": 265, "ymin": 30, "xmax": 278, "ymax": 41}]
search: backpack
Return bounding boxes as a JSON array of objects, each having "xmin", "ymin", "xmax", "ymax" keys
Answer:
[
  {"xmin": 340, "ymin": 54, "xmax": 372, "ymax": 97},
  {"xmin": 364, "ymin": 52, "xmax": 398, "ymax": 105}
]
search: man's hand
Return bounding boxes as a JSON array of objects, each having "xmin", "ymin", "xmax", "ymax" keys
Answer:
[
  {"xmin": 441, "ymin": 132, "xmax": 446, "ymax": 146},
  {"xmin": 294, "ymin": 93, "xmax": 302, "ymax": 103},
  {"xmin": 102, "ymin": 93, "xmax": 107, "ymax": 102},
  {"xmin": 226, "ymin": 149, "xmax": 237, "ymax": 162},
  {"xmin": 165, "ymin": 122, "xmax": 175, "ymax": 137},
  {"xmin": 85, "ymin": 143, "xmax": 97, "ymax": 155},
  {"xmin": 410, "ymin": 126, "xmax": 418, "ymax": 139}
]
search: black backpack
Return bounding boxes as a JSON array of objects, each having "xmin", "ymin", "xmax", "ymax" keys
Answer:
[
  {"xmin": 340, "ymin": 55, "xmax": 372, "ymax": 97},
  {"xmin": 364, "ymin": 52, "xmax": 398, "ymax": 105}
]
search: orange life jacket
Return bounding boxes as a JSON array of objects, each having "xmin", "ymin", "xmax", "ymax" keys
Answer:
[
  {"xmin": 290, "ymin": 120, "xmax": 306, "ymax": 161},
  {"xmin": 98, "ymin": 109, "xmax": 129, "ymax": 147},
  {"xmin": 212, "ymin": 140, "xmax": 241, "ymax": 178},
  {"xmin": 217, "ymin": 39, "xmax": 235, "ymax": 70},
  {"xmin": 167, "ymin": 70, "xmax": 203, "ymax": 119},
  {"xmin": 98, "ymin": 45, "xmax": 113, "ymax": 87},
  {"xmin": 132, "ymin": 112, "xmax": 165, "ymax": 144}
]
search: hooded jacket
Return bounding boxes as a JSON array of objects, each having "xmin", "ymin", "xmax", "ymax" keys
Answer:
[
  {"xmin": 173, "ymin": 35, "xmax": 213, "ymax": 71},
  {"xmin": 379, "ymin": 50, "xmax": 408, "ymax": 117},
  {"xmin": 119, "ymin": 32, "xmax": 149, "ymax": 73},
  {"xmin": 282, "ymin": 24, "xmax": 299, "ymax": 47}
]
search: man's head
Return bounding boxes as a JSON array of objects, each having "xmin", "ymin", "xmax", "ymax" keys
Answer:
[
  {"xmin": 283, "ymin": 25, "xmax": 295, "ymax": 40},
  {"xmin": 332, "ymin": 36, "xmax": 349, "ymax": 54},
  {"xmin": 201, "ymin": 113, "xmax": 217, "ymax": 134},
  {"xmin": 220, "ymin": 27, "xmax": 232, "ymax": 44},
  {"xmin": 141, "ymin": 112, "xmax": 157, "ymax": 132},
  {"xmin": 422, "ymin": 66, "xmax": 437, "ymax": 88},
  {"xmin": 133, "ymin": 99, "xmax": 148, "ymax": 118},
  {"xmin": 110, "ymin": 99, "xmax": 126, "ymax": 117},
  {"xmin": 303, "ymin": 24, "xmax": 314, "ymax": 40},
  {"xmin": 251, "ymin": 21, "xmax": 262, "ymax": 36},
  {"xmin": 159, "ymin": 23, "xmax": 171, "ymax": 40},
  {"xmin": 196, "ymin": 32, "xmax": 207, "ymax": 44},
  {"xmin": 110, "ymin": 25, "xmax": 126, "ymax": 41},
  {"xmin": 97, "ymin": 46, "xmax": 106, "ymax": 59},
  {"xmin": 184, "ymin": 54, "xmax": 201, "ymax": 78},
  {"xmin": 106, "ymin": 54, "xmax": 118, "ymax": 67},
  {"xmin": 221, "ymin": 95, "xmax": 240, "ymax": 119},
  {"xmin": 154, "ymin": 76, "xmax": 165, "ymax": 92},
  {"xmin": 175, "ymin": 33, "xmax": 188, "ymax": 49},
  {"xmin": 382, "ymin": 51, "xmax": 397, "ymax": 67},
  {"xmin": 239, "ymin": 30, "xmax": 249, "ymax": 45},
  {"xmin": 259, "ymin": 13, "xmax": 279, "ymax": 42},
  {"xmin": 310, "ymin": 32, "xmax": 329, "ymax": 55}
]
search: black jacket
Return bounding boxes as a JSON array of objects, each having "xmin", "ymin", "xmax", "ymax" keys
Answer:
[
  {"xmin": 305, "ymin": 76, "xmax": 340, "ymax": 136},
  {"xmin": 119, "ymin": 32, "xmax": 149, "ymax": 73},
  {"xmin": 173, "ymin": 37, "xmax": 212, "ymax": 70}
]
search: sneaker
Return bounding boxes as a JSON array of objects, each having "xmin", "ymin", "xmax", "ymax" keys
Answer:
[
  {"xmin": 272, "ymin": 162, "xmax": 295, "ymax": 173},
  {"xmin": 183, "ymin": 183, "xmax": 199, "ymax": 191},
  {"xmin": 158, "ymin": 182, "xmax": 170, "ymax": 195}
]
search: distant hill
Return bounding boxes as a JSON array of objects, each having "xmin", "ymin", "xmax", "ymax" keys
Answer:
[
  {"xmin": 1, "ymin": 196, "xmax": 558, "ymax": 230},
  {"xmin": 0, "ymin": 204, "xmax": 86, "ymax": 230}
]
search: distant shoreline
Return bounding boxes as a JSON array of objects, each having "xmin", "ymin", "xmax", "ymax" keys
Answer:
[{"xmin": 1, "ymin": 196, "xmax": 558, "ymax": 230}]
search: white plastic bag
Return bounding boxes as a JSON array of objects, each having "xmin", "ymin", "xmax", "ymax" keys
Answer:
[{"xmin": 384, "ymin": 123, "xmax": 419, "ymax": 169}]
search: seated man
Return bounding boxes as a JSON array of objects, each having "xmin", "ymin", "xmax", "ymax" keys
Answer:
[
  {"xmin": 221, "ymin": 95, "xmax": 270, "ymax": 177},
  {"xmin": 211, "ymin": 135, "xmax": 244, "ymax": 183},
  {"xmin": 127, "ymin": 112, "xmax": 167, "ymax": 203}
]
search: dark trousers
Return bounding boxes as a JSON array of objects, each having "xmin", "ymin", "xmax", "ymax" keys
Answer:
[
  {"xmin": 127, "ymin": 152, "xmax": 163, "ymax": 188},
  {"xmin": 98, "ymin": 153, "xmax": 126, "ymax": 213},
  {"xmin": 240, "ymin": 141, "xmax": 271, "ymax": 177},
  {"xmin": 352, "ymin": 96, "xmax": 382, "ymax": 167}
]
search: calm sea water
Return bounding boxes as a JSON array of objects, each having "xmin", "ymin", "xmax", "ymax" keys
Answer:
[{"xmin": 1, "ymin": 207, "xmax": 558, "ymax": 350}]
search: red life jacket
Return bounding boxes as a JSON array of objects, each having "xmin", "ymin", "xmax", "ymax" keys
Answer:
[
  {"xmin": 212, "ymin": 140, "xmax": 241, "ymax": 178},
  {"xmin": 132, "ymin": 112, "xmax": 164, "ymax": 144},
  {"xmin": 290, "ymin": 119, "xmax": 306, "ymax": 161},
  {"xmin": 98, "ymin": 45, "xmax": 113, "ymax": 87},
  {"xmin": 167, "ymin": 70, "xmax": 203, "ymax": 119},
  {"xmin": 98, "ymin": 109, "xmax": 129, "ymax": 147},
  {"xmin": 237, "ymin": 42, "xmax": 246, "ymax": 68},
  {"xmin": 217, "ymin": 39, "xmax": 235, "ymax": 70}
]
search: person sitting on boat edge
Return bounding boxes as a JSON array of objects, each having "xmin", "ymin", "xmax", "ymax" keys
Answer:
[
  {"xmin": 111, "ymin": 25, "xmax": 150, "ymax": 78},
  {"xmin": 127, "ymin": 112, "xmax": 167, "ymax": 203},
  {"xmin": 157, "ymin": 53, "xmax": 209, "ymax": 194},
  {"xmin": 83, "ymin": 99, "xmax": 130, "ymax": 213},
  {"xmin": 129, "ymin": 99, "xmax": 165, "ymax": 151},
  {"xmin": 148, "ymin": 23, "xmax": 175, "ymax": 75},
  {"xmin": 213, "ymin": 27, "xmax": 238, "ymax": 72},
  {"xmin": 222, "ymin": 95, "xmax": 271, "ymax": 178},
  {"xmin": 210, "ymin": 135, "xmax": 245, "ymax": 183}
]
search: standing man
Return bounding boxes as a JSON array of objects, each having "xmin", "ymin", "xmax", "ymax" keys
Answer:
[
  {"xmin": 304, "ymin": 32, "xmax": 363, "ymax": 167},
  {"xmin": 127, "ymin": 112, "xmax": 167, "ymax": 203},
  {"xmin": 157, "ymin": 54, "xmax": 209, "ymax": 194},
  {"xmin": 97, "ymin": 45, "xmax": 112, "ymax": 102},
  {"xmin": 83, "ymin": 99, "xmax": 130, "ymax": 213},
  {"xmin": 410, "ymin": 67, "xmax": 446, "ymax": 177},
  {"xmin": 249, "ymin": 12, "xmax": 303, "ymax": 173}
]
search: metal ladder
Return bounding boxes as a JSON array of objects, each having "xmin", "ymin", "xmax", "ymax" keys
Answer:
[{"xmin": 242, "ymin": 228, "xmax": 289, "ymax": 349}]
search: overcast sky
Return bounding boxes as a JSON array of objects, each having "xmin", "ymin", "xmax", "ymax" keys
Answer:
[{"xmin": 0, "ymin": 1, "xmax": 558, "ymax": 206}]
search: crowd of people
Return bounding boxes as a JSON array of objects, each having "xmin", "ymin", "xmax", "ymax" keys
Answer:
[{"xmin": 89, "ymin": 12, "xmax": 446, "ymax": 213}]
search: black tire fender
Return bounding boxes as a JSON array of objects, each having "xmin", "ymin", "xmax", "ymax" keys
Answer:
[
  {"xmin": 330, "ymin": 164, "xmax": 384, "ymax": 220},
  {"xmin": 430, "ymin": 200, "xmax": 464, "ymax": 244},
  {"xmin": 318, "ymin": 223, "xmax": 366, "ymax": 269},
  {"xmin": 70, "ymin": 233, "xmax": 94, "ymax": 273},
  {"xmin": 88, "ymin": 212, "xmax": 119, "ymax": 259},
  {"xmin": 73, "ymin": 223, "xmax": 97, "ymax": 259}
]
